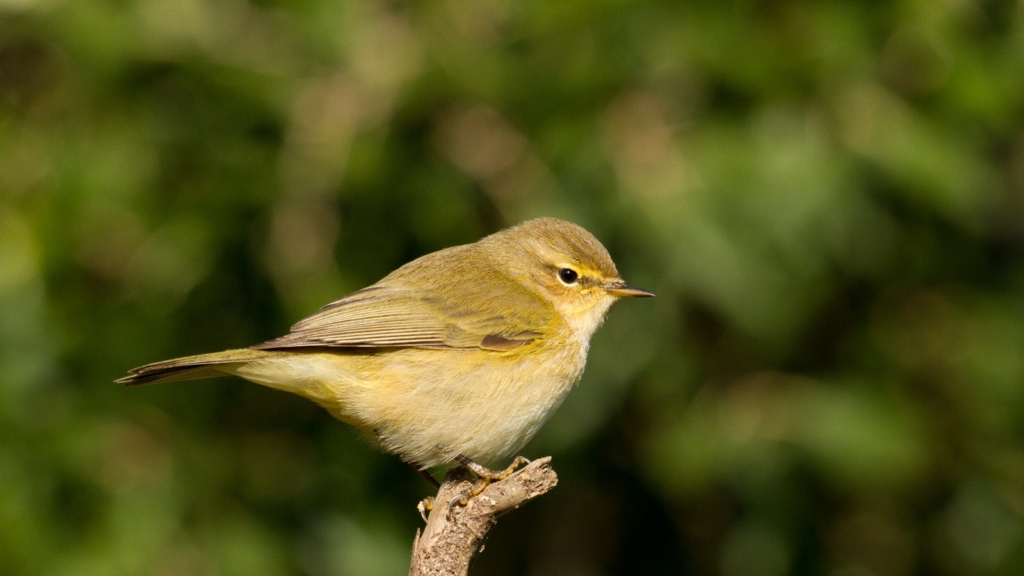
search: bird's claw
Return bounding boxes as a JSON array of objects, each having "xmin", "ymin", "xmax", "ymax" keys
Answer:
[
  {"xmin": 445, "ymin": 492, "xmax": 469, "ymax": 519},
  {"xmin": 417, "ymin": 496, "xmax": 434, "ymax": 522},
  {"xmin": 494, "ymin": 455, "xmax": 531, "ymax": 480}
]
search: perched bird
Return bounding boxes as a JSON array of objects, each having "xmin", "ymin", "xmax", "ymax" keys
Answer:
[{"xmin": 118, "ymin": 217, "xmax": 652, "ymax": 492}]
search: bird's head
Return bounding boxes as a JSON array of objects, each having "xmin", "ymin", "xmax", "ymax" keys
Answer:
[{"xmin": 483, "ymin": 217, "xmax": 653, "ymax": 338}]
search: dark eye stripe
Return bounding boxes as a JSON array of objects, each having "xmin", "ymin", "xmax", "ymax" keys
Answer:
[{"xmin": 558, "ymin": 268, "xmax": 579, "ymax": 284}]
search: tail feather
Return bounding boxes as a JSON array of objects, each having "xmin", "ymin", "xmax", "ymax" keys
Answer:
[{"xmin": 117, "ymin": 348, "xmax": 275, "ymax": 387}]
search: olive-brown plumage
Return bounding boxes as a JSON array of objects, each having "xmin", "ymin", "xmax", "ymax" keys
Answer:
[{"xmin": 118, "ymin": 218, "xmax": 652, "ymax": 469}]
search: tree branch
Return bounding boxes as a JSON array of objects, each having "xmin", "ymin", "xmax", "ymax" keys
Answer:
[{"xmin": 409, "ymin": 457, "xmax": 558, "ymax": 576}]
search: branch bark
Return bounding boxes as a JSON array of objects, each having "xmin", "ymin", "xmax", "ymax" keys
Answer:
[{"xmin": 409, "ymin": 457, "xmax": 558, "ymax": 576}]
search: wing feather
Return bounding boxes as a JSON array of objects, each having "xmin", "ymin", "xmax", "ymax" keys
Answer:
[{"xmin": 253, "ymin": 246, "xmax": 558, "ymax": 351}]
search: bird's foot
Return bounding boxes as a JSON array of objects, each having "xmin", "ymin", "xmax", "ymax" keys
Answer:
[
  {"xmin": 417, "ymin": 496, "xmax": 434, "ymax": 523},
  {"xmin": 458, "ymin": 455, "xmax": 532, "ymax": 483},
  {"xmin": 445, "ymin": 455, "xmax": 532, "ymax": 516}
]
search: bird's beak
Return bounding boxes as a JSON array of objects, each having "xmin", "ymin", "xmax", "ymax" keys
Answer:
[{"xmin": 604, "ymin": 280, "xmax": 655, "ymax": 298}]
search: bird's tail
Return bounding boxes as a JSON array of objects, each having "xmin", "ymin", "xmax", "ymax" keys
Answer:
[{"xmin": 116, "ymin": 348, "xmax": 277, "ymax": 387}]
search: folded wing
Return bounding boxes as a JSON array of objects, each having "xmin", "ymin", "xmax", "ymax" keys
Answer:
[{"xmin": 253, "ymin": 251, "xmax": 557, "ymax": 352}]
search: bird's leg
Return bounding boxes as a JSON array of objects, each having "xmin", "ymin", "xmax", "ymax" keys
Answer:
[
  {"xmin": 410, "ymin": 462, "xmax": 441, "ymax": 489},
  {"xmin": 409, "ymin": 461, "xmax": 439, "ymax": 522},
  {"xmin": 446, "ymin": 454, "xmax": 532, "ymax": 512}
]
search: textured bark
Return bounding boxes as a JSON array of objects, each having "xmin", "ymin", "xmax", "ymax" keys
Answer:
[{"xmin": 409, "ymin": 457, "xmax": 557, "ymax": 576}]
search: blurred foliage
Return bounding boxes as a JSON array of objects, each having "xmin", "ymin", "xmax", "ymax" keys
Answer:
[{"xmin": 2, "ymin": 0, "xmax": 1024, "ymax": 574}]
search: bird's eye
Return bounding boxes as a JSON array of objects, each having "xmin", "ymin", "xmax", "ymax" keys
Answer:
[{"xmin": 558, "ymin": 268, "xmax": 579, "ymax": 285}]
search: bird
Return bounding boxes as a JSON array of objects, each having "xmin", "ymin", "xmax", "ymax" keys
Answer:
[{"xmin": 118, "ymin": 217, "xmax": 653, "ymax": 494}]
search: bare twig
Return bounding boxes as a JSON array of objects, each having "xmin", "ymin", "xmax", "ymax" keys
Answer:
[{"xmin": 409, "ymin": 457, "xmax": 558, "ymax": 576}]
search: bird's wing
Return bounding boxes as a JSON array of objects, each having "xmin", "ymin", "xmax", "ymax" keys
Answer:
[{"xmin": 253, "ymin": 257, "xmax": 557, "ymax": 352}]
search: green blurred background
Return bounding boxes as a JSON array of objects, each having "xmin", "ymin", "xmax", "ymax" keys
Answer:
[{"xmin": 2, "ymin": 0, "xmax": 1024, "ymax": 574}]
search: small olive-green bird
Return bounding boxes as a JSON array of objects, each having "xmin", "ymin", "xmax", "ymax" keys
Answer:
[{"xmin": 119, "ymin": 217, "xmax": 652, "ymax": 487}]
